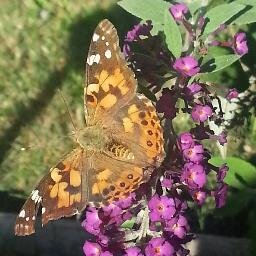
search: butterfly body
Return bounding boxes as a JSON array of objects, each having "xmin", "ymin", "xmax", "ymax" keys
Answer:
[
  {"xmin": 75, "ymin": 124, "xmax": 108, "ymax": 152},
  {"xmin": 15, "ymin": 19, "xmax": 165, "ymax": 236}
]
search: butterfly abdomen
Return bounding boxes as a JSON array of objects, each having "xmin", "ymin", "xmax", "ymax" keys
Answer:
[{"xmin": 107, "ymin": 141, "xmax": 134, "ymax": 160}]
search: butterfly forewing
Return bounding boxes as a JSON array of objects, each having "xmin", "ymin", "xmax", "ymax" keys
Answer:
[{"xmin": 84, "ymin": 19, "xmax": 137, "ymax": 123}]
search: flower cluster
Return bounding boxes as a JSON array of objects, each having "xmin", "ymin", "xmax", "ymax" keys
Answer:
[{"xmin": 81, "ymin": 1, "xmax": 250, "ymax": 255}]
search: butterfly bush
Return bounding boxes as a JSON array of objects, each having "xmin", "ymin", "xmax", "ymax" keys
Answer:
[{"xmin": 82, "ymin": 1, "xmax": 250, "ymax": 255}]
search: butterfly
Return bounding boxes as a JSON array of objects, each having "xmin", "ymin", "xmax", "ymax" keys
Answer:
[{"xmin": 15, "ymin": 19, "xmax": 165, "ymax": 236}]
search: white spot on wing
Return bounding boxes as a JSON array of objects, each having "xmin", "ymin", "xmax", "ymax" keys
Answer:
[
  {"xmin": 19, "ymin": 210, "xmax": 26, "ymax": 218},
  {"xmin": 92, "ymin": 33, "xmax": 100, "ymax": 42},
  {"xmin": 105, "ymin": 42, "xmax": 109, "ymax": 46},
  {"xmin": 26, "ymin": 217, "xmax": 29, "ymax": 221},
  {"xmin": 32, "ymin": 216, "xmax": 36, "ymax": 220},
  {"xmin": 94, "ymin": 54, "xmax": 100, "ymax": 64},
  {"xmin": 31, "ymin": 189, "xmax": 42, "ymax": 203},
  {"xmin": 87, "ymin": 54, "xmax": 101, "ymax": 66},
  {"xmin": 101, "ymin": 36, "xmax": 105, "ymax": 40},
  {"xmin": 31, "ymin": 190, "xmax": 39, "ymax": 201},
  {"xmin": 42, "ymin": 207, "xmax": 46, "ymax": 214},
  {"xmin": 105, "ymin": 49, "xmax": 111, "ymax": 59}
]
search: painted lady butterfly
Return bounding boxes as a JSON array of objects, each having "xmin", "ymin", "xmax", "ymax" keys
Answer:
[{"xmin": 15, "ymin": 19, "xmax": 165, "ymax": 236}]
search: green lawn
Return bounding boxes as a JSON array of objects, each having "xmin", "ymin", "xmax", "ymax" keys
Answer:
[{"xmin": 0, "ymin": 0, "xmax": 135, "ymax": 197}]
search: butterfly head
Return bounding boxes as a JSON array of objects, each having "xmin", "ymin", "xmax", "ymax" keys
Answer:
[{"xmin": 75, "ymin": 125, "xmax": 107, "ymax": 152}]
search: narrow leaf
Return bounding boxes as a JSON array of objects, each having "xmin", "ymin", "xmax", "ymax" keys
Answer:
[
  {"xmin": 203, "ymin": 3, "xmax": 245, "ymax": 35},
  {"xmin": 232, "ymin": 7, "xmax": 256, "ymax": 25},
  {"xmin": 164, "ymin": 10, "xmax": 182, "ymax": 58},
  {"xmin": 200, "ymin": 54, "xmax": 240, "ymax": 73}
]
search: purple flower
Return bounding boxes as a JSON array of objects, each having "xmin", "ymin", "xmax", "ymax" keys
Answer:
[
  {"xmin": 148, "ymin": 194, "xmax": 176, "ymax": 221},
  {"xmin": 102, "ymin": 203, "xmax": 122, "ymax": 219},
  {"xmin": 166, "ymin": 215, "xmax": 189, "ymax": 238},
  {"xmin": 214, "ymin": 183, "xmax": 228, "ymax": 208},
  {"xmin": 161, "ymin": 177, "xmax": 173, "ymax": 188},
  {"xmin": 169, "ymin": 3, "xmax": 189, "ymax": 21},
  {"xmin": 173, "ymin": 56, "xmax": 200, "ymax": 77},
  {"xmin": 115, "ymin": 193, "xmax": 135, "ymax": 209},
  {"xmin": 179, "ymin": 132, "xmax": 194, "ymax": 150},
  {"xmin": 185, "ymin": 83, "xmax": 202, "ymax": 96},
  {"xmin": 145, "ymin": 237, "xmax": 174, "ymax": 256},
  {"xmin": 83, "ymin": 241, "xmax": 112, "ymax": 256},
  {"xmin": 217, "ymin": 131, "xmax": 227, "ymax": 145},
  {"xmin": 233, "ymin": 32, "xmax": 248, "ymax": 55},
  {"xmin": 192, "ymin": 191, "xmax": 206, "ymax": 205},
  {"xmin": 123, "ymin": 43, "xmax": 131, "ymax": 58},
  {"xmin": 156, "ymin": 88, "xmax": 177, "ymax": 119},
  {"xmin": 82, "ymin": 207, "xmax": 102, "ymax": 236},
  {"xmin": 125, "ymin": 247, "xmax": 144, "ymax": 256},
  {"xmin": 191, "ymin": 104, "xmax": 213, "ymax": 122},
  {"xmin": 217, "ymin": 164, "xmax": 228, "ymax": 182},
  {"xmin": 125, "ymin": 21, "xmax": 152, "ymax": 42},
  {"xmin": 183, "ymin": 144, "xmax": 204, "ymax": 163},
  {"xmin": 226, "ymin": 88, "xmax": 239, "ymax": 101},
  {"xmin": 181, "ymin": 163, "xmax": 206, "ymax": 189}
]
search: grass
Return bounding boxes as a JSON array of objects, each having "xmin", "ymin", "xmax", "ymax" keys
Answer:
[{"xmin": 0, "ymin": 0, "xmax": 136, "ymax": 197}]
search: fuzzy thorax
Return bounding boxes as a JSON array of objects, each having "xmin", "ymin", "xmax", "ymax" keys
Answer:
[{"xmin": 75, "ymin": 125, "xmax": 107, "ymax": 152}]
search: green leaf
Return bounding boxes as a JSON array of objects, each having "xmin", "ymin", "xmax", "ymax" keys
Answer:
[
  {"xmin": 121, "ymin": 219, "xmax": 135, "ymax": 229},
  {"xmin": 200, "ymin": 54, "xmax": 240, "ymax": 73},
  {"xmin": 203, "ymin": 3, "xmax": 245, "ymax": 35},
  {"xmin": 232, "ymin": 7, "xmax": 256, "ymax": 25},
  {"xmin": 187, "ymin": 0, "xmax": 204, "ymax": 15},
  {"xmin": 118, "ymin": 0, "xmax": 170, "ymax": 34},
  {"xmin": 210, "ymin": 157, "xmax": 256, "ymax": 189},
  {"xmin": 234, "ymin": 0, "xmax": 256, "ymax": 6},
  {"xmin": 164, "ymin": 10, "xmax": 182, "ymax": 58}
]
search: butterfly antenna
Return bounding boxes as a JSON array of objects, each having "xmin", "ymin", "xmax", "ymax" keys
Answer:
[{"xmin": 58, "ymin": 89, "xmax": 77, "ymax": 131}]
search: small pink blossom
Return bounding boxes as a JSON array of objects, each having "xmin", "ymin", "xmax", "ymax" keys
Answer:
[
  {"xmin": 145, "ymin": 237, "xmax": 174, "ymax": 256},
  {"xmin": 169, "ymin": 3, "xmax": 189, "ymax": 21},
  {"xmin": 148, "ymin": 194, "xmax": 176, "ymax": 221},
  {"xmin": 183, "ymin": 144, "xmax": 204, "ymax": 163},
  {"xmin": 191, "ymin": 104, "xmax": 213, "ymax": 122},
  {"xmin": 233, "ymin": 32, "xmax": 248, "ymax": 55},
  {"xmin": 165, "ymin": 215, "xmax": 189, "ymax": 238},
  {"xmin": 173, "ymin": 56, "xmax": 200, "ymax": 77},
  {"xmin": 193, "ymin": 191, "xmax": 207, "ymax": 205},
  {"xmin": 181, "ymin": 163, "xmax": 206, "ymax": 189},
  {"xmin": 226, "ymin": 88, "xmax": 239, "ymax": 101}
]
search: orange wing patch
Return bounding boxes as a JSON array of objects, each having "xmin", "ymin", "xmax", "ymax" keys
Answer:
[
  {"xmin": 15, "ymin": 149, "xmax": 86, "ymax": 235},
  {"xmin": 90, "ymin": 166, "xmax": 144, "ymax": 205},
  {"xmin": 85, "ymin": 19, "xmax": 137, "ymax": 123},
  {"xmin": 119, "ymin": 94, "xmax": 165, "ymax": 161}
]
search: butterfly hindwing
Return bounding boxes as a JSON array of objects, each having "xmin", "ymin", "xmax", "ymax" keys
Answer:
[
  {"xmin": 116, "ymin": 94, "xmax": 165, "ymax": 165},
  {"xmin": 88, "ymin": 153, "xmax": 149, "ymax": 205},
  {"xmin": 85, "ymin": 19, "xmax": 137, "ymax": 123},
  {"xmin": 15, "ymin": 149, "xmax": 86, "ymax": 236}
]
